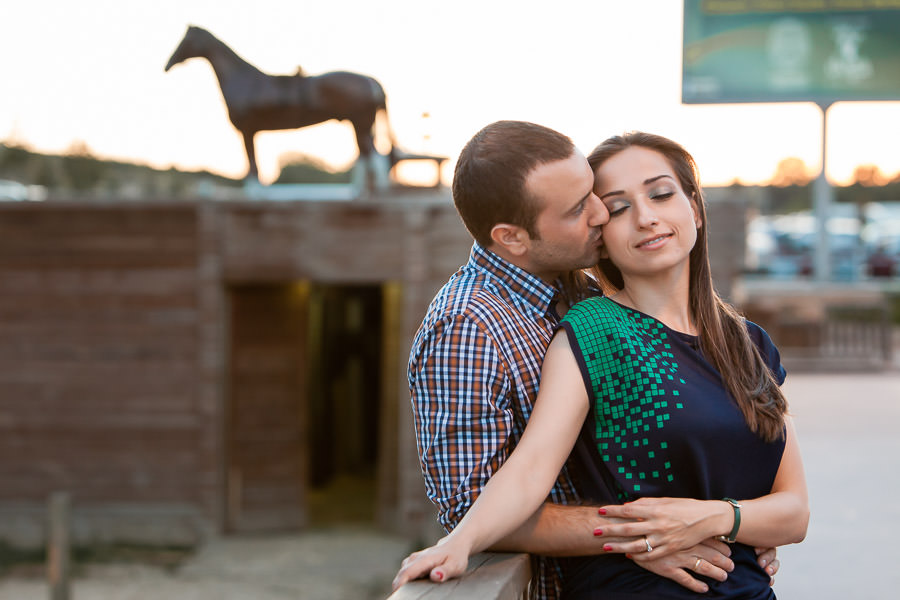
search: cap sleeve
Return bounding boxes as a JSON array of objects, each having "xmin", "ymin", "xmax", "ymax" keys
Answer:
[{"xmin": 745, "ymin": 320, "xmax": 787, "ymax": 385}]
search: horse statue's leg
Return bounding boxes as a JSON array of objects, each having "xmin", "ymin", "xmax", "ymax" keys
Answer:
[
  {"xmin": 353, "ymin": 116, "xmax": 390, "ymax": 193},
  {"xmin": 242, "ymin": 129, "xmax": 260, "ymax": 182},
  {"xmin": 371, "ymin": 152, "xmax": 391, "ymax": 192}
]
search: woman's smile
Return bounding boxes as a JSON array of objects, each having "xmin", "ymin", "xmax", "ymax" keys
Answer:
[{"xmin": 635, "ymin": 233, "xmax": 673, "ymax": 249}]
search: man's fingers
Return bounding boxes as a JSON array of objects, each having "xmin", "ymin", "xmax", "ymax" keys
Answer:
[
  {"xmin": 767, "ymin": 558, "xmax": 779, "ymax": 581},
  {"xmin": 693, "ymin": 544, "xmax": 734, "ymax": 574},
  {"xmin": 700, "ymin": 537, "xmax": 732, "ymax": 556},
  {"xmin": 664, "ymin": 569, "xmax": 710, "ymax": 594},
  {"xmin": 755, "ymin": 546, "xmax": 777, "ymax": 570},
  {"xmin": 690, "ymin": 556, "xmax": 727, "ymax": 583}
]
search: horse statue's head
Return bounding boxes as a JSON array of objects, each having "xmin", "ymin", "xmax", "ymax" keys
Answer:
[{"xmin": 165, "ymin": 25, "xmax": 218, "ymax": 72}]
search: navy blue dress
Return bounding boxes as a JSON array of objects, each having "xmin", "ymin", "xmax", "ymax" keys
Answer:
[{"xmin": 558, "ymin": 297, "xmax": 786, "ymax": 599}]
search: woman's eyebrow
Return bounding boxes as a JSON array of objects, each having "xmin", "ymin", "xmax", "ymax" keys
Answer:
[{"xmin": 643, "ymin": 174, "xmax": 675, "ymax": 185}]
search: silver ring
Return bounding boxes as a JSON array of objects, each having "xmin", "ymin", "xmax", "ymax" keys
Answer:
[
  {"xmin": 644, "ymin": 537, "xmax": 653, "ymax": 553},
  {"xmin": 693, "ymin": 557, "xmax": 703, "ymax": 570}
]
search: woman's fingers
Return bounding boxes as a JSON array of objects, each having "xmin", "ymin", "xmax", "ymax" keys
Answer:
[
  {"xmin": 392, "ymin": 551, "xmax": 445, "ymax": 590},
  {"xmin": 605, "ymin": 536, "xmax": 678, "ymax": 559},
  {"xmin": 392, "ymin": 548, "xmax": 469, "ymax": 591}
]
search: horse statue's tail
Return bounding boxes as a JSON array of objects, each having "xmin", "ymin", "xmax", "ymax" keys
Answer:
[
  {"xmin": 368, "ymin": 78, "xmax": 399, "ymax": 165},
  {"xmin": 380, "ymin": 109, "xmax": 402, "ymax": 167}
]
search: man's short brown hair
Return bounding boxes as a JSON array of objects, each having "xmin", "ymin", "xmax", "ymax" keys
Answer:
[{"xmin": 452, "ymin": 121, "xmax": 575, "ymax": 247}]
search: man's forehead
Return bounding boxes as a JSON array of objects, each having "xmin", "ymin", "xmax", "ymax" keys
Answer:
[{"xmin": 526, "ymin": 153, "xmax": 592, "ymax": 206}]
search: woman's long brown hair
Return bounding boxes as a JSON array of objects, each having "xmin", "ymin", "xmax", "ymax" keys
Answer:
[{"xmin": 587, "ymin": 132, "xmax": 786, "ymax": 442}]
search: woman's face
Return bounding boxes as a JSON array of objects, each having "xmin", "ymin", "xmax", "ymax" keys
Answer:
[{"xmin": 592, "ymin": 146, "xmax": 701, "ymax": 281}]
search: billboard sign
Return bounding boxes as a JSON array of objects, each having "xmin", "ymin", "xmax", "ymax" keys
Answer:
[{"xmin": 683, "ymin": 1, "xmax": 900, "ymax": 104}]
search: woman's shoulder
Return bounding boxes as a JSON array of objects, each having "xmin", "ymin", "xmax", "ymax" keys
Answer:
[
  {"xmin": 744, "ymin": 319, "xmax": 787, "ymax": 384},
  {"xmin": 561, "ymin": 297, "xmax": 637, "ymax": 346},
  {"xmin": 564, "ymin": 295, "xmax": 620, "ymax": 321},
  {"xmin": 744, "ymin": 319, "xmax": 777, "ymax": 351}
]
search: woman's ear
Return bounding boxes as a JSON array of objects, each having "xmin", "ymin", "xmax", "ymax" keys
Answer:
[
  {"xmin": 690, "ymin": 192, "xmax": 703, "ymax": 229},
  {"xmin": 490, "ymin": 223, "xmax": 530, "ymax": 257}
]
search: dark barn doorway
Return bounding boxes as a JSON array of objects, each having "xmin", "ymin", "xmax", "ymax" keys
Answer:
[
  {"xmin": 226, "ymin": 283, "xmax": 386, "ymax": 532},
  {"xmin": 306, "ymin": 284, "xmax": 384, "ymax": 525}
]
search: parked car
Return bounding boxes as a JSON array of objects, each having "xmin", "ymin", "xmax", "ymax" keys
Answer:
[{"xmin": 0, "ymin": 179, "xmax": 46, "ymax": 201}]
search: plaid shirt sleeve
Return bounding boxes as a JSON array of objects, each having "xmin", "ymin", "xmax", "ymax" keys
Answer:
[{"xmin": 409, "ymin": 313, "xmax": 515, "ymax": 532}]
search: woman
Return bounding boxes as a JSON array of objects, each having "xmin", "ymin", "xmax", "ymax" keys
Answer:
[{"xmin": 392, "ymin": 133, "xmax": 809, "ymax": 599}]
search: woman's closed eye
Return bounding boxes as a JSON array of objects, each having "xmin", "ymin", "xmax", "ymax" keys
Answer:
[
  {"xmin": 648, "ymin": 189, "xmax": 675, "ymax": 202},
  {"xmin": 605, "ymin": 199, "xmax": 630, "ymax": 217}
]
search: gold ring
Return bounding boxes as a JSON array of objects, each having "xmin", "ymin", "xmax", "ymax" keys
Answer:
[
  {"xmin": 644, "ymin": 537, "xmax": 653, "ymax": 553},
  {"xmin": 693, "ymin": 557, "xmax": 703, "ymax": 570}
]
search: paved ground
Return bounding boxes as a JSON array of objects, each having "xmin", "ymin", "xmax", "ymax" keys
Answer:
[
  {"xmin": 762, "ymin": 371, "xmax": 900, "ymax": 599},
  {"xmin": 1, "ymin": 371, "xmax": 898, "ymax": 599}
]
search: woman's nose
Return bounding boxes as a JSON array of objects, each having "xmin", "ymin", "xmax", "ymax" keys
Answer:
[{"xmin": 635, "ymin": 202, "xmax": 659, "ymax": 228}]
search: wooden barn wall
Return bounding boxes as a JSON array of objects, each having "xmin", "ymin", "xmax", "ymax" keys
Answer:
[
  {"xmin": 0, "ymin": 189, "xmax": 746, "ymax": 548},
  {"xmin": 0, "ymin": 202, "xmax": 217, "ymax": 548}
]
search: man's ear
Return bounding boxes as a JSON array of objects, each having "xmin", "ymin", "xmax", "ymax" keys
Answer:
[{"xmin": 490, "ymin": 223, "xmax": 530, "ymax": 257}]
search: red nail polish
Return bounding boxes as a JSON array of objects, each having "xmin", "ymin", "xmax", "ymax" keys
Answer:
[
  {"xmin": 435, "ymin": 572, "xmax": 443, "ymax": 581},
  {"xmin": 593, "ymin": 528, "xmax": 603, "ymax": 536},
  {"xmin": 625, "ymin": 553, "xmax": 632, "ymax": 559},
  {"xmin": 598, "ymin": 508, "xmax": 607, "ymax": 515},
  {"xmin": 603, "ymin": 544, "xmax": 613, "ymax": 552}
]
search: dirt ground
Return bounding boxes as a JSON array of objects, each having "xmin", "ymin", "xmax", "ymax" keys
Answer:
[{"xmin": 0, "ymin": 526, "xmax": 413, "ymax": 600}]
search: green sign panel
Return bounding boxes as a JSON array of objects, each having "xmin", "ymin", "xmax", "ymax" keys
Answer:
[{"xmin": 682, "ymin": 1, "xmax": 900, "ymax": 103}]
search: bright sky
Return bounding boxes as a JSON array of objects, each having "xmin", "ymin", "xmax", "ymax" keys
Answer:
[{"xmin": 2, "ymin": 0, "xmax": 899, "ymax": 186}]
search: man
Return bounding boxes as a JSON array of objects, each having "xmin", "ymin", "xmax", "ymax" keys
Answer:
[{"xmin": 405, "ymin": 121, "xmax": 778, "ymax": 598}]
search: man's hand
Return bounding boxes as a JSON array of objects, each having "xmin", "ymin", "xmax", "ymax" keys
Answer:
[
  {"xmin": 755, "ymin": 546, "xmax": 779, "ymax": 585},
  {"xmin": 630, "ymin": 538, "xmax": 734, "ymax": 594}
]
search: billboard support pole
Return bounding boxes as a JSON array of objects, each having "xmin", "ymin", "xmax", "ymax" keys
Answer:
[{"xmin": 812, "ymin": 101, "xmax": 834, "ymax": 281}]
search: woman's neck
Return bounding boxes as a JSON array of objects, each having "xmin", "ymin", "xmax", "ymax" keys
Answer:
[{"xmin": 613, "ymin": 270, "xmax": 695, "ymax": 335}]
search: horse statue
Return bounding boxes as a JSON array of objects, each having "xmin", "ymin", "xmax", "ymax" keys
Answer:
[{"xmin": 165, "ymin": 25, "xmax": 396, "ymax": 189}]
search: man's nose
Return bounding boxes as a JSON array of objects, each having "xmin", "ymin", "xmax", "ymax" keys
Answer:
[{"xmin": 587, "ymin": 194, "xmax": 609, "ymax": 226}]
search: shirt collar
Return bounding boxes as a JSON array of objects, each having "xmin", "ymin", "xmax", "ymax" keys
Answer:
[{"xmin": 470, "ymin": 243, "xmax": 560, "ymax": 317}]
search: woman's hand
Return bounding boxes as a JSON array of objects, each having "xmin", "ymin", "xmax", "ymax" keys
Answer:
[
  {"xmin": 595, "ymin": 497, "xmax": 731, "ymax": 558},
  {"xmin": 391, "ymin": 536, "xmax": 471, "ymax": 591}
]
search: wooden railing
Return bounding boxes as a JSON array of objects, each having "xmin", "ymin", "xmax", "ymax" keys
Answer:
[
  {"xmin": 387, "ymin": 552, "xmax": 531, "ymax": 600},
  {"xmin": 745, "ymin": 302, "xmax": 895, "ymax": 371}
]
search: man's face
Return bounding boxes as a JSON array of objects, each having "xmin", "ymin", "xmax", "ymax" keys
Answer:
[{"xmin": 522, "ymin": 150, "xmax": 609, "ymax": 282}]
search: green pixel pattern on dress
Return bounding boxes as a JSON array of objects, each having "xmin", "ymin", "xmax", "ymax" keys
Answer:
[{"xmin": 563, "ymin": 298, "xmax": 686, "ymax": 500}]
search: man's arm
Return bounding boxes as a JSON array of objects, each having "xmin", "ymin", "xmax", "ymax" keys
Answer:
[
  {"xmin": 491, "ymin": 502, "xmax": 624, "ymax": 556},
  {"xmin": 492, "ymin": 503, "xmax": 735, "ymax": 593}
]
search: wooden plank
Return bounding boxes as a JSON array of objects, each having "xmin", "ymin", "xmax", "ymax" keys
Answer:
[
  {"xmin": 226, "ymin": 284, "xmax": 308, "ymax": 532},
  {"xmin": 388, "ymin": 552, "xmax": 531, "ymax": 600}
]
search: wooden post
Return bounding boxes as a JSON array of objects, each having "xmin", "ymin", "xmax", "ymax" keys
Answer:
[{"xmin": 47, "ymin": 492, "xmax": 71, "ymax": 600}]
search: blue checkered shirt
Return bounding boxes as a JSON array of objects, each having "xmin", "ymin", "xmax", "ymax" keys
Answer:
[{"xmin": 409, "ymin": 243, "xmax": 594, "ymax": 599}]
